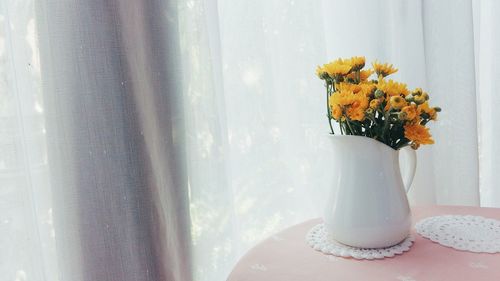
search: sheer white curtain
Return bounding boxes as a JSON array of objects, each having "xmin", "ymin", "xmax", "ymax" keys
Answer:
[
  {"xmin": 0, "ymin": 1, "xmax": 58, "ymax": 280},
  {"xmin": 1, "ymin": 0, "xmax": 500, "ymax": 280}
]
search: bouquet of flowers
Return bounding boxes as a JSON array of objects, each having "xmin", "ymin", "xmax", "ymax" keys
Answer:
[{"xmin": 316, "ymin": 56, "xmax": 441, "ymax": 150}]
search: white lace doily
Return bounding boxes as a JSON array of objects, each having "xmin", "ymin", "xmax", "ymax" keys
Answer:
[
  {"xmin": 306, "ymin": 223, "xmax": 415, "ymax": 260},
  {"xmin": 415, "ymin": 215, "xmax": 500, "ymax": 253}
]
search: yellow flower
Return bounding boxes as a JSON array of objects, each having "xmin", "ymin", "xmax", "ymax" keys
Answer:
[
  {"xmin": 338, "ymin": 82, "xmax": 376, "ymax": 98},
  {"xmin": 372, "ymin": 61, "xmax": 398, "ymax": 77},
  {"xmin": 338, "ymin": 82, "xmax": 362, "ymax": 94},
  {"xmin": 389, "ymin": 96, "xmax": 406, "ymax": 109},
  {"xmin": 346, "ymin": 69, "xmax": 373, "ymax": 82},
  {"xmin": 323, "ymin": 58, "xmax": 352, "ymax": 78},
  {"xmin": 331, "ymin": 104, "xmax": 342, "ymax": 120},
  {"xmin": 369, "ymin": 99, "xmax": 381, "ymax": 109},
  {"xmin": 377, "ymin": 79, "xmax": 409, "ymax": 97},
  {"xmin": 404, "ymin": 123, "xmax": 434, "ymax": 145},
  {"xmin": 359, "ymin": 69, "xmax": 374, "ymax": 81},
  {"xmin": 359, "ymin": 82, "xmax": 376, "ymax": 97},
  {"xmin": 316, "ymin": 66, "xmax": 326, "ymax": 79},
  {"xmin": 329, "ymin": 90, "xmax": 350, "ymax": 106},
  {"xmin": 347, "ymin": 56, "xmax": 366, "ymax": 71},
  {"xmin": 401, "ymin": 104, "xmax": 418, "ymax": 120}
]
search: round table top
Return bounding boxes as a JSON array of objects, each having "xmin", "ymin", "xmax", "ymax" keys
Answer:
[{"xmin": 227, "ymin": 205, "xmax": 500, "ymax": 281}]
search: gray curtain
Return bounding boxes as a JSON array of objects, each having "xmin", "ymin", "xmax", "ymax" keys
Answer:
[{"xmin": 36, "ymin": 0, "xmax": 191, "ymax": 280}]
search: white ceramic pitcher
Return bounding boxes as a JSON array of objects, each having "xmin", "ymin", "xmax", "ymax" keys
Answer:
[{"xmin": 323, "ymin": 135, "xmax": 417, "ymax": 248}]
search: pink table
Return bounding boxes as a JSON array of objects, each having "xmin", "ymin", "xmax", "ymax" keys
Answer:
[{"xmin": 227, "ymin": 206, "xmax": 500, "ymax": 281}]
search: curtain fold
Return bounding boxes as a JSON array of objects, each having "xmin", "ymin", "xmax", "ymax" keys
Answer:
[
  {"xmin": 35, "ymin": 0, "xmax": 191, "ymax": 280},
  {"xmin": 473, "ymin": 0, "xmax": 500, "ymax": 207}
]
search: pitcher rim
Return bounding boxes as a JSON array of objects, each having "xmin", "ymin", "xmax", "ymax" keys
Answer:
[{"xmin": 326, "ymin": 134, "xmax": 401, "ymax": 152}]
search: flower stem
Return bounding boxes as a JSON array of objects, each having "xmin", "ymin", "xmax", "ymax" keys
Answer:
[
  {"xmin": 328, "ymin": 119, "xmax": 335, "ymax": 135},
  {"xmin": 381, "ymin": 110, "xmax": 391, "ymax": 142},
  {"xmin": 346, "ymin": 117, "xmax": 355, "ymax": 135},
  {"xmin": 326, "ymin": 83, "xmax": 335, "ymax": 134}
]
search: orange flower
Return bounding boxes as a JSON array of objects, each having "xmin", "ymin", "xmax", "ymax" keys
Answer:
[
  {"xmin": 401, "ymin": 104, "xmax": 418, "ymax": 121},
  {"xmin": 329, "ymin": 89, "xmax": 369, "ymax": 121},
  {"xmin": 331, "ymin": 104, "xmax": 342, "ymax": 120},
  {"xmin": 346, "ymin": 96, "xmax": 369, "ymax": 121},
  {"xmin": 404, "ymin": 123, "xmax": 434, "ymax": 145}
]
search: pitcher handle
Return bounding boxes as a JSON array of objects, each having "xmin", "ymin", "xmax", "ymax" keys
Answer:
[{"xmin": 399, "ymin": 147, "xmax": 417, "ymax": 193}]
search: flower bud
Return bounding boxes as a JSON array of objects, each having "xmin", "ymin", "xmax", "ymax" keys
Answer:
[
  {"xmin": 425, "ymin": 108, "xmax": 437, "ymax": 120},
  {"xmin": 405, "ymin": 95, "xmax": 414, "ymax": 102},
  {"xmin": 412, "ymin": 88, "xmax": 423, "ymax": 96},
  {"xmin": 413, "ymin": 95, "xmax": 426, "ymax": 105},
  {"xmin": 434, "ymin": 106, "xmax": 442, "ymax": 112},
  {"xmin": 374, "ymin": 89, "xmax": 384, "ymax": 98},
  {"xmin": 369, "ymin": 99, "xmax": 381, "ymax": 109},
  {"xmin": 411, "ymin": 143, "xmax": 420, "ymax": 150}
]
